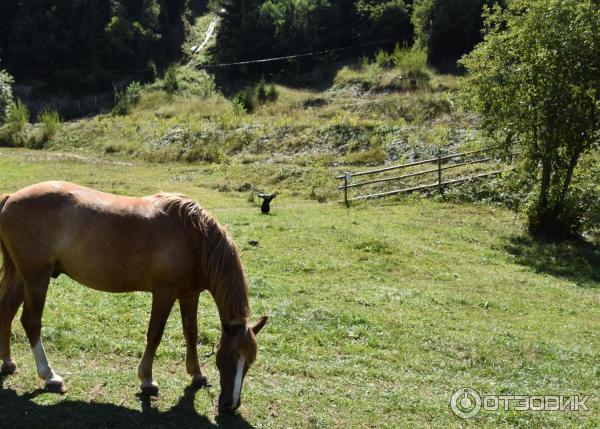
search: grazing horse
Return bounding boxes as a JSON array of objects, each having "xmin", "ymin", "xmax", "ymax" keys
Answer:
[{"xmin": 0, "ymin": 181, "xmax": 267, "ymax": 412}]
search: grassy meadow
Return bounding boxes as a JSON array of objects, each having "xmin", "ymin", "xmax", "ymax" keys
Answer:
[
  {"xmin": 0, "ymin": 148, "xmax": 599, "ymax": 428},
  {"xmin": 0, "ymin": 50, "xmax": 599, "ymax": 428}
]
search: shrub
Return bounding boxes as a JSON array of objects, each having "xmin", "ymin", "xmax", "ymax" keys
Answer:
[
  {"xmin": 112, "ymin": 81, "xmax": 143, "ymax": 116},
  {"xmin": 176, "ymin": 67, "xmax": 216, "ymax": 97},
  {"xmin": 233, "ymin": 88, "xmax": 255, "ymax": 113},
  {"xmin": 112, "ymin": 90, "xmax": 132, "ymax": 116},
  {"xmin": 265, "ymin": 84, "xmax": 279, "ymax": 102},
  {"xmin": 125, "ymin": 81, "xmax": 143, "ymax": 104},
  {"xmin": 164, "ymin": 66, "xmax": 179, "ymax": 94},
  {"xmin": 375, "ymin": 50, "xmax": 393, "ymax": 69},
  {"xmin": 256, "ymin": 80, "xmax": 268, "ymax": 105},
  {"xmin": 37, "ymin": 106, "xmax": 61, "ymax": 141},
  {"xmin": 391, "ymin": 45, "xmax": 429, "ymax": 79},
  {"xmin": 7, "ymin": 99, "xmax": 29, "ymax": 130}
]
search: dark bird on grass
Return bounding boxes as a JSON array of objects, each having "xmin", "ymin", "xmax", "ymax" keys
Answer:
[{"xmin": 257, "ymin": 193, "xmax": 276, "ymax": 214}]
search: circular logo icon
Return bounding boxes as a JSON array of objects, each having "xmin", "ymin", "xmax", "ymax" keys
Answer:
[{"xmin": 451, "ymin": 388, "xmax": 482, "ymax": 419}]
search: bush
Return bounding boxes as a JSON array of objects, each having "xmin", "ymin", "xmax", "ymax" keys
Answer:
[
  {"xmin": 0, "ymin": 69, "xmax": 14, "ymax": 124},
  {"xmin": 256, "ymin": 81, "xmax": 268, "ymax": 105},
  {"xmin": 112, "ymin": 81, "xmax": 143, "ymax": 116},
  {"xmin": 125, "ymin": 81, "xmax": 143, "ymax": 104},
  {"xmin": 175, "ymin": 67, "xmax": 216, "ymax": 97},
  {"xmin": 391, "ymin": 45, "xmax": 429, "ymax": 78},
  {"xmin": 164, "ymin": 66, "xmax": 179, "ymax": 94},
  {"xmin": 7, "ymin": 99, "xmax": 29, "ymax": 130},
  {"xmin": 37, "ymin": 107, "xmax": 61, "ymax": 141},
  {"xmin": 265, "ymin": 84, "xmax": 279, "ymax": 102},
  {"xmin": 375, "ymin": 50, "xmax": 393, "ymax": 69},
  {"xmin": 233, "ymin": 88, "xmax": 255, "ymax": 113},
  {"xmin": 0, "ymin": 98, "xmax": 37, "ymax": 148}
]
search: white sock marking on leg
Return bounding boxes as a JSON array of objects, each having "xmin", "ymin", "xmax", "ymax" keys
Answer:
[
  {"xmin": 32, "ymin": 340, "xmax": 62, "ymax": 383},
  {"xmin": 232, "ymin": 356, "xmax": 246, "ymax": 407}
]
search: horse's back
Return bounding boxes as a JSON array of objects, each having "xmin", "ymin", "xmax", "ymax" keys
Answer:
[{"xmin": 0, "ymin": 181, "xmax": 196, "ymax": 292}]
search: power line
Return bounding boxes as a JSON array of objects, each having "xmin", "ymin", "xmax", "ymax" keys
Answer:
[{"xmin": 190, "ymin": 38, "xmax": 404, "ymax": 70}]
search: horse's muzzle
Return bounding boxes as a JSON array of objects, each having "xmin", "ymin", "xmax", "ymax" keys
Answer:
[{"xmin": 218, "ymin": 393, "xmax": 240, "ymax": 413}]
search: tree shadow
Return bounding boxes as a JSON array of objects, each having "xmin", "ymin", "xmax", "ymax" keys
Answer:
[
  {"xmin": 0, "ymin": 382, "xmax": 255, "ymax": 429},
  {"xmin": 503, "ymin": 234, "xmax": 600, "ymax": 288}
]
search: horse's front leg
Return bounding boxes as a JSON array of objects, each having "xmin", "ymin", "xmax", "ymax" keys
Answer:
[
  {"xmin": 137, "ymin": 290, "xmax": 176, "ymax": 396},
  {"xmin": 179, "ymin": 293, "xmax": 208, "ymax": 387}
]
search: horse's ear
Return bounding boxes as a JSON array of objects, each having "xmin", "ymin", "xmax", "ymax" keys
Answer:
[{"xmin": 251, "ymin": 316, "xmax": 268, "ymax": 335}]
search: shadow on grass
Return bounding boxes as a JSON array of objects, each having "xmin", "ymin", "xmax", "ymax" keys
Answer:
[
  {"xmin": 504, "ymin": 235, "xmax": 600, "ymax": 288},
  {"xmin": 0, "ymin": 381, "xmax": 255, "ymax": 429}
]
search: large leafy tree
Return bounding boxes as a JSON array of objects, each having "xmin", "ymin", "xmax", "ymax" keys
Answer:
[{"xmin": 461, "ymin": 0, "xmax": 600, "ymax": 238}]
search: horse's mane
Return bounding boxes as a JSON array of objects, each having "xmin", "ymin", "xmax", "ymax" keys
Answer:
[{"xmin": 152, "ymin": 193, "xmax": 250, "ymax": 323}]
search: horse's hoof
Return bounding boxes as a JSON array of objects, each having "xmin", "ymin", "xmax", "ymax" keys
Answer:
[
  {"xmin": 141, "ymin": 383, "xmax": 159, "ymax": 397},
  {"xmin": 0, "ymin": 361, "xmax": 17, "ymax": 375},
  {"xmin": 45, "ymin": 380, "xmax": 67, "ymax": 394},
  {"xmin": 191, "ymin": 374, "xmax": 209, "ymax": 388}
]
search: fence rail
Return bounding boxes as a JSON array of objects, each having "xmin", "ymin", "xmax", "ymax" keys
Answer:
[{"xmin": 337, "ymin": 146, "xmax": 513, "ymax": 206}]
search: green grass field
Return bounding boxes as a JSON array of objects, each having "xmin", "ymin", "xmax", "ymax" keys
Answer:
[{"xmin": 0, "ymin": 148, "xmax": 599, "ymax": 428}]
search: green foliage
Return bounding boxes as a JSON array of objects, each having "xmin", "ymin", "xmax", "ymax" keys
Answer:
[
  {"xmin": 234, "ymin": 82, "xmax": 280, "ymax": 113},
  {"xmin": 0, "ymin": 1, "xmax": 190, "ymax": 93},
  {"xmin": 0, "ymin": 69, "xmax": 14, "ymax": 124},
  {"xmin": 7, "ymin": 99, "xmax": 29, "ymax": 130},
  {"xmin": 265, "ymin": 84, "xmax": 279, "ymax": 102},
  {"xmin": 256, "ymin": 81, "xmax": 268, "ymax": 105},
  {"xmin": 0, "ymin": 99, "xmax": 41, "ymax": 148},
  {"xmin": 256, "ymin": 80, "xmax": 279, "ymax": 105},
  {"xmin": 37, "ymin": 107, "xmax": 61, "ymax": 141},
  {"xmin": 163, "ymin": 66, "xmax": 180, "ymax": 94},
  {"xmin": 213, "ymin": 0, "xmax": 413, "ymax": 76},
  {"xmin": 175, "ymin": 67, "xmax": 216, "ymax": 97},
  {"xmin": 461, "ymin": 0, "xmax": 600, "ymax": 239},
  {"xmin": 125, "ymin": 81, "xmax": 143, "ymax": 104},
  {"xmin": 233, "ymin": 88, "xmax": 255, "ymax": 113},
  {"xmin": 391, "ymin": 45, "xmax": 429, "ymax": 79},
  {"xmin": 375, "ymin": 50, "xmax": 393, "ymax": 69},
  {"xmin": 412, "ymin": 0, "xmax": 505, "ymax": 71},
  {"xmin": 113, "ymin": 81, "xmax": 143, "ymax": 116}
]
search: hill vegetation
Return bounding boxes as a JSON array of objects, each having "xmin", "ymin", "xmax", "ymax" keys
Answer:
[{"xmin": 0, "ymin": 0, "xmax": 507, "ymax": 93}]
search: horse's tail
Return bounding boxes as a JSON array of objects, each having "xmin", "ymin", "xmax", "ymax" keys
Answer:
[{"xmin": 0, "ymin": 194, "xmax": 17, "ymax": 302}]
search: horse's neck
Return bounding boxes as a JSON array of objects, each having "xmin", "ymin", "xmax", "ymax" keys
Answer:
[{"xmin": 210, "ymin": 278, "xmax": 250, "ymax": 325}]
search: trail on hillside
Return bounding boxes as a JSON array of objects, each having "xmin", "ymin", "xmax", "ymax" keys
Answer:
[{"xmin": 191, "ymin": 14, "xmax": 219, "ymax": 55}]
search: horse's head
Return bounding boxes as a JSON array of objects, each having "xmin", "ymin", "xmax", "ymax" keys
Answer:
[{"xmin": 216, "ymin": 316, "xmax": 268, "ymax": 412}]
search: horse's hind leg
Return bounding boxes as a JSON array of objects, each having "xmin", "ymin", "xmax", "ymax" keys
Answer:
[
  {"xmin": 0, "ymin": 279, "xmax": 24, "ymax": 375},
  {"xmin": 20, "ymin": 272, "xmax": 65, "ymax": 393},
  {"xmin": 179, "ymin": 293, "xmax": 207, "ymax": 387}
]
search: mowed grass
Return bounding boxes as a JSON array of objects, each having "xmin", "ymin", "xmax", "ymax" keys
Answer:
[{"xmin": 0, "ymin": 148, "xmax": 599, "ymax": 428}]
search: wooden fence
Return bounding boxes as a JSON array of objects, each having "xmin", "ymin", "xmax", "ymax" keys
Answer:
[{"xmin": 337, "ymin": 146, "xmax": 512, "ymax": 206}]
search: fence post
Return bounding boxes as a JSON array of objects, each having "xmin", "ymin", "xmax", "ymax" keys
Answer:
[
  {"xmin": 343, "ymin": 172, "xmax": 351, "ymax": 208},
  {"xmin": 437, "ymin": 151, "xmax": 443, "ymax": 193}
]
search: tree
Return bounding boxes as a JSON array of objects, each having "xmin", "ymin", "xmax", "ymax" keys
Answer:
[
  {"xmin": 461, "ymin": 0, "xmax": 600, "ymax": 239},
  {"xmin": 212, "ymin": 0, "xmax": 413, "ymax": 77},
  {"xmin": 0, "ymin": 69, "xmax": 15, "ymax": 124},
  {"xmin": 412, "ymin": 0, "xmax": 505, "ymax": 71}
]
